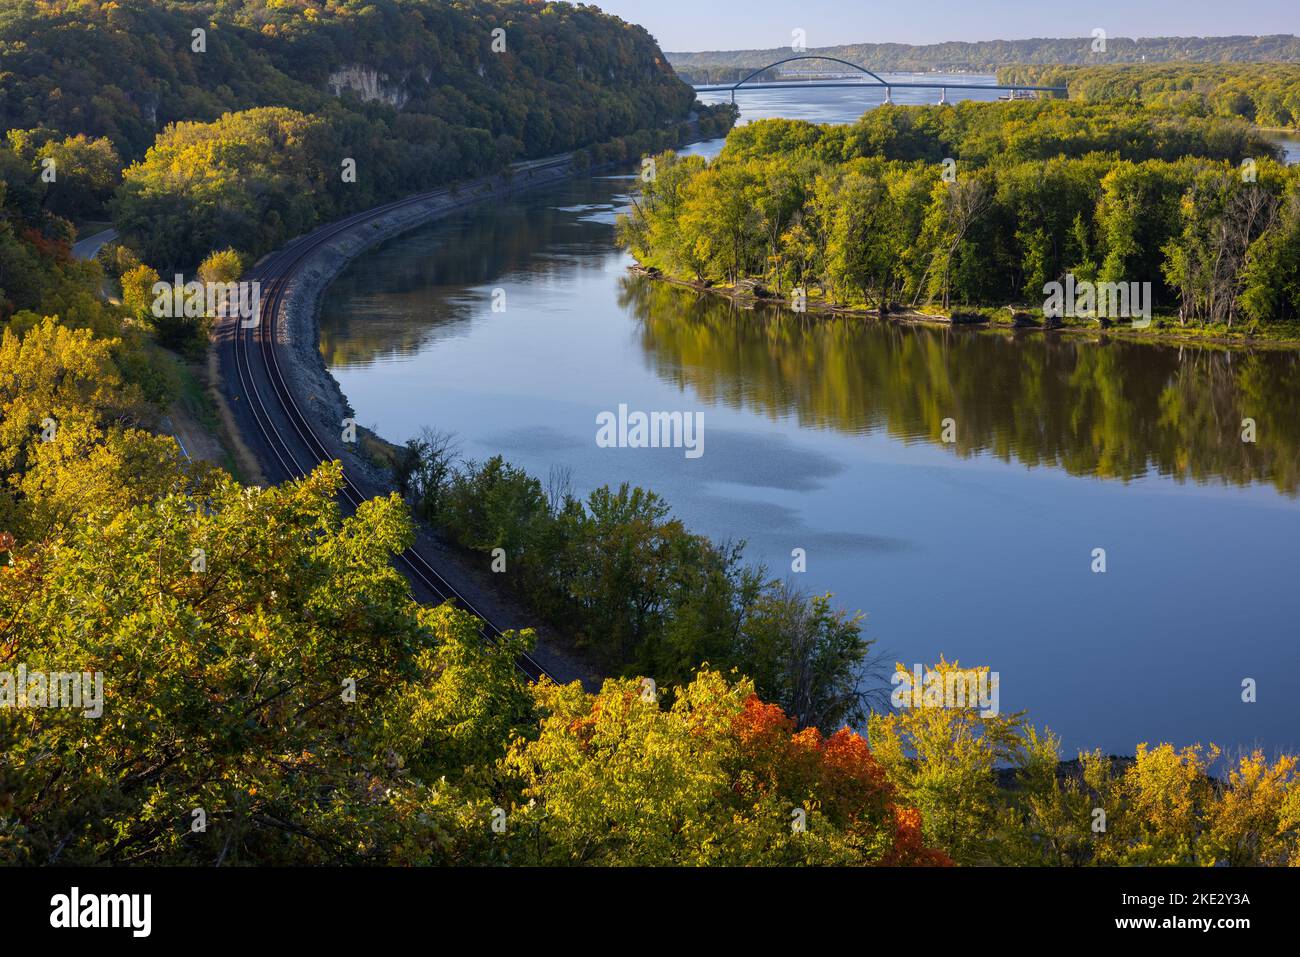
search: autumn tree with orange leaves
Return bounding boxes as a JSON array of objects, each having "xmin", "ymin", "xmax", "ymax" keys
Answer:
[{"xmin": 497, "ymin": 671, "xmax": 950, "ymax": 866}]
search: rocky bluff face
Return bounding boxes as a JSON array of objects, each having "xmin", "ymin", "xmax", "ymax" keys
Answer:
[{"xmin": 327, "ymin": 65, "xmax": 414, "ymax": 109}]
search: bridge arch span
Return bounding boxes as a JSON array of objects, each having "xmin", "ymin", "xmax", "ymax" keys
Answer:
[
  {"xmin": 689, "ymin": 57, "xmax": 1066, "ymax": 101},
  {"xmin": 733, "ymin": 55, "xmax": 888, "ymax": 90}
]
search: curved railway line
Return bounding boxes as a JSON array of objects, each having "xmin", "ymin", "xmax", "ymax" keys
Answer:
[{"xmin": 228, "ymin": 158, "xmax": 574, "ymax": 682}]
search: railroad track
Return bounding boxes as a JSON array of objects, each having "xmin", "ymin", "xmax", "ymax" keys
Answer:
[{"xmin": 230, "ymin": 159, "xmax": 573, "ymax": 682}]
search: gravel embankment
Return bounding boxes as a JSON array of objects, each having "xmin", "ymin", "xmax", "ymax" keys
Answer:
[{"xmin": 264, "ymin": 160, "xmax": 604, "ymax": 689}]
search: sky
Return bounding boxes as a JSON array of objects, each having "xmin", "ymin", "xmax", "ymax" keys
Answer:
[{"xmin": 591, "ymin": 0, "xmax": 1299, "ymax": 52}]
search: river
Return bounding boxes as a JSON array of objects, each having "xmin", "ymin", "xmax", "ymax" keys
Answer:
[{"xmin": 319, "ymin": 80, "xmax": 1300, "ymax": 758}]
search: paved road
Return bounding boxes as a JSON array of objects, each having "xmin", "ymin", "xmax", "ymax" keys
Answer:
[{"xmin": 72, "ymin": 227, "xmax": 118, "ymax": 261}]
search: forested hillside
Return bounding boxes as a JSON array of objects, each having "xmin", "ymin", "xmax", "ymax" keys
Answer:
[
  {"xmin": 1, "ymin": 0, "xmax": 733, "ymax": 268},
  {"xmin": 0, "ymin": 0, "xmax": 695, "ymax": 161},
  {"xmin": 668, "ymin": 34, "xmax": 1300, "ymax": 79}
]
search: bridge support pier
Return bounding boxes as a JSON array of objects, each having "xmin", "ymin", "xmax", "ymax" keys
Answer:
[{"xmin": 884, "ymin": 86, "xmax": 891, "ymax": 104}]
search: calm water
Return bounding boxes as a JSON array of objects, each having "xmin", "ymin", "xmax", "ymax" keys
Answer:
[
  {"xmin": 694, "ymin": 72, "xmax": 1016, "ymax": 121},
  {"xmin": 320, "ymin": 83, "xmax": 1300, "ymax": 759}
]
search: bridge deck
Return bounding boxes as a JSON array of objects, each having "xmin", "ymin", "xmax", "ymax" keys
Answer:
[{"xmin": 692, "ymin": 80, "xmax": 1067, "ymax": 94}]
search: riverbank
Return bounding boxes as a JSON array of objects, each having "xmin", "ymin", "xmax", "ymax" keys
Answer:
[
  {"xmin": 631, "ymin": 266, "xmax": 1300, "ymax": 350},
  {"xmin": 309, "ymin": 87, "xmax": 1300, "ymax": 763},
  {"xmin": 261, "ymin": 141, "xmax": 725, "ymax": 454},
  {"xmin": 215, "ymin": 135, "xmax": 730, "ymax": 691},
  {"xmin": 264, "ymin": 163, "xmax": 577, "ymax": 460}
]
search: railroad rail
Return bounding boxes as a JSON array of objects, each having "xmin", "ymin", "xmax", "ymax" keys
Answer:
[{"xmin": 230, "ymin": 157, "xmax": 573, "ymax": 682}]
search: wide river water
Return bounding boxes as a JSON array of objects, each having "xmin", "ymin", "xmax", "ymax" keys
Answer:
[{"xmin": 320, "ymin": 79, "xmax": 1300, "ymax": 758}]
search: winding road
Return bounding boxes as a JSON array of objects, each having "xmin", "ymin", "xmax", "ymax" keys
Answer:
[
  {"xmin": 71, "ymin": 226, "xmax": 118, "ymax": 261},
  {"xmin": 215, "ymin": 157, "xmax": 581, "ymax": 683}
]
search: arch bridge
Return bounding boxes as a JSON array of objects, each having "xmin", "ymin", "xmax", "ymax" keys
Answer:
[{"xmin": 691, "ymin": 55, "xmax": 1066, "ymax": 103}]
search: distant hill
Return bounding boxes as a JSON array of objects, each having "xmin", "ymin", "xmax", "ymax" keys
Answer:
[{"xmin": 667, "ymin": 35, "xmax": 1300, "ymax": 82}]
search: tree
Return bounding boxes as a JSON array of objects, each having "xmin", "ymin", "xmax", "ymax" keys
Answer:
[
  {"xmin": 0, "ymin": 461, "xmax": 534, "ymax": 865},
  {"xmin": 501, "ymin": 671, "xmax": 948, "ymax": 865},
  {"xmin": 1085, "ymin": 743, "xmax": 1221, "ymax": 865},
  {"xmin": 682, "ymin": 163, "xmax": 762, "ymax": 286},
  {"xmin": 1163, "ymin": 169, "xmax": 1280, "ymax": 327},
  {"xmin": 868, "ymin": 660, "xmax": 1026, "ymax": 864},
  {"xmin": 113, "ymin": 108, "xmax": 338, "ymax": 268},
  {"xmin": 822, "ymin": 165, "xmax": 892, "ymax": 306},
  {"xmin": 36, "ymin": 134, "xmax": 122, "ymax": 221},
  {"xmin": 738, "ymin": 582, "xmax": 875, "ymax": 731},
  {"xmin": 918, "ymin": 174, "xmax": 992, "ymax": 309},
  {"xmin": 566, "ymin": 483, "xmax": 680, "ymax": 668},
  {"xmin": 119, "ymin": 263, "xmax": 160, "ymax": 321},
  {"xmin": 197, "ymin": 248, "xmax": 245, "ymax": 285},
  {"xmin": 393, "ymin": 427, "xmax": 460, "ymax": 524},
  {"xmin": 0, "ymin": 318, "xmax": 142, "ymax": 483},
  {"xmin": 748, "ymin": 156, "xmax": 810, "ymax": 293},
  {"xmin": 1240, "ymin": 188, "xmax": 1300, "ymax": 323},
  {"xmin": 1201, "ymin": 751, "xmax": 1300, "ymax": 866}
]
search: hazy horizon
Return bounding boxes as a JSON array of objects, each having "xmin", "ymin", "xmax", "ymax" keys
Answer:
[
  {"xmin": 587, "ymin": 0, "xmax": 1299, "ymax": 53},
  {"xmin": 663, "ymin": 32, "xmax": 1300, "ymax": 55}
]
